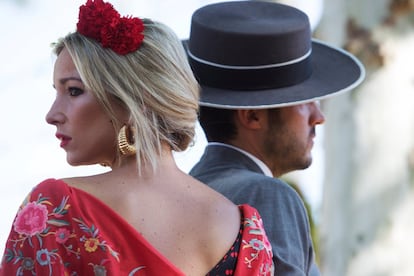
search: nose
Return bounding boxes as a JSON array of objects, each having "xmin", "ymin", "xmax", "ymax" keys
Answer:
[
  {"xmin": 45, "ymin": 98, "xmax": 65, "ymax": 126},
  {"xmin": 310, "ymin": 102, "xmax": 325, "ymax": 125}
]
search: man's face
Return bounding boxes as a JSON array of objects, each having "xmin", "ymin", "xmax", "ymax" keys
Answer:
[{"xmin": 263, "ymin": 102, "xmax": 325, "ymax": 176}]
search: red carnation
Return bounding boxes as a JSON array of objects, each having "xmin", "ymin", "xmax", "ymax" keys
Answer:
[
  {"xmin": 101, "ymin": 17, "xmax": 145, "ymax": 55},
  {"xmin": 76, "ymin": 0, "xmax": 144, "ymax": 55}
]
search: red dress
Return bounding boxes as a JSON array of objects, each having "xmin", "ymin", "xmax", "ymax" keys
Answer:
[{"xmin": 0, "ymin": 179, "xmax": 273, "ymax": 275}]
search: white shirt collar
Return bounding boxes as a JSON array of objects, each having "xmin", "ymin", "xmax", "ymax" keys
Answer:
[{"xmin": 208, "ymin": 142, "xmax": 274, "ymax": 177}]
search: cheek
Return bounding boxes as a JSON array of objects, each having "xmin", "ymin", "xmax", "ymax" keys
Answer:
[
  {"xmin": 79, "ymin": 118, "xmax": 118, "ymax": 162},
  {"xmin": 74, "ymin": 95, "xmax": 111, "ymax": 125},
  {"xmin": 286, "ymin": 109, "xmax": 311, "ymax": 132},
  {"xmin": 72, "ymin": 101, "xmax": 116, "ymax": 142}
]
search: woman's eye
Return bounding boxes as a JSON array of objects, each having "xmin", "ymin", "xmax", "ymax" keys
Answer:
[{"xmin": 68, "ymin": 87, "xmax": 83, "ymax": 96}]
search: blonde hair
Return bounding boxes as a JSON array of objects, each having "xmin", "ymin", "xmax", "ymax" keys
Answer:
[{"xmin": 53, "ymin": 19, "xmax": 199, "ymax": 171}]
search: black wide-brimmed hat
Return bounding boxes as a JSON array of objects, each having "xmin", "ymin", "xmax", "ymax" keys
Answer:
[{"xmin": 184, "ymin": 1, "xmax": 365, "ymax": 109}]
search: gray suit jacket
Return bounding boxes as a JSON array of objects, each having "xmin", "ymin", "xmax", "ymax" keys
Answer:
[{"xmin": 190, "ymin": 145, "xmax": 320, "ymax": 275}]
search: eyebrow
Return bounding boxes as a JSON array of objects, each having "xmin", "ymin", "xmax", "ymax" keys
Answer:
[{"xmin": 52, "ymin": 77, "xmax": 83, "ymax": 89}]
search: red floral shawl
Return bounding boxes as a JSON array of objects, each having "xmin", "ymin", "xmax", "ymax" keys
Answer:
[{"xmin": 0, "ymin": 179, "xmax": 273, "ymax": 275}]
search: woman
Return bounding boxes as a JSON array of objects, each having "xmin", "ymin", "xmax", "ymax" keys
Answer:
[{"xmin": 0, "ymin": 1, "xmax": 273, "ymax": 275}]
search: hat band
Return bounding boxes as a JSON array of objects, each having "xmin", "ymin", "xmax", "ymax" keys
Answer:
[
  {"xmin": 188, "ymin": 49, "xmax": 311, "ymax": 70},
  {"xmin": 188, "ymin": 50, "xmax": 313, "ymax": 90}
]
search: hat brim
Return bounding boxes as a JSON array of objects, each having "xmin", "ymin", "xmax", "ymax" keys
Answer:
[{"xmin": 186, "ymin": 39, "xmax": 365, "ymax": 109}]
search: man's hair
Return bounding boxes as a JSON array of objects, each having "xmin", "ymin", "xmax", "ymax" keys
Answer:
[
  {"xmin": 53, "ymin": 19, "xmax": 199, "ymax": 171},
  {"xmin": 198, "ymin": 106, "xmax": 238, "ymax": 143}
]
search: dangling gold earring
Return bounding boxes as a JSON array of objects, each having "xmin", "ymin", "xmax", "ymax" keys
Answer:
[{"xmin": 118, "ymin": 125, "xmax": 136, "ymax": 156}]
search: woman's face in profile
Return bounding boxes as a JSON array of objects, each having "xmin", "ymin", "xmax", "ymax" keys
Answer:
[{"xmin": 45, "ymin": 48, "xmax": 120, "ymax": 167}]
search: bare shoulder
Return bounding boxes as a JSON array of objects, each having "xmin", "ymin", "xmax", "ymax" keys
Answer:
[
  {"xmin": 190, "ymin": 176, "xmax": 239, "ymax": 214},
  {"xmin": 60, "ymin": 175, "xmax": 90, "ymax": 188},
  {"xmin": 188, "ymin": 176, "xmax": 241, "ymax": 236},
  {"xmin": 59, "ymin": 174, "xmax": 110, "ymax": 196},
  {"xmin": 180, "ymin": 177, "xmax": 241, "ymax": 270}
]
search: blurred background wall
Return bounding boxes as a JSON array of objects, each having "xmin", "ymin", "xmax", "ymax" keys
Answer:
[{"xmin": 317, "ymin": 0, "xmax": 414, "ymax": 275}]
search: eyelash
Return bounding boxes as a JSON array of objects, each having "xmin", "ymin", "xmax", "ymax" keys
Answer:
[{"xmin": 68, "ymin": 87, "xmax": 84, "ymax": 97}]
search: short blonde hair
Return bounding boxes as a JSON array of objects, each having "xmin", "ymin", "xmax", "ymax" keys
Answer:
[{"xmin": 53, "ymin": 19, "xmax": 199, "ymax": 171}]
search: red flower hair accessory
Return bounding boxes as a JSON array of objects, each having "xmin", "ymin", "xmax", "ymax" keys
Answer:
[{"xmin": 77, "ymin": 0, "xmax": 144, "ymax": 55}]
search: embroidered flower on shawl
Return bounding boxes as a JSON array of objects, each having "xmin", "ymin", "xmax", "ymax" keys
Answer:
[
  {"xmin": 77, "ymin": 0, "xmax": 145, "ymax": 55},
  {"xmin": 242, "ymin": 211, "xmax": 273, "ymax": 273},
  {"xmin": 21, "ymin": 257, "xmax": 35, "ymax": 271},
  {"xmin": 90, "ymin": 263, "xmax": 108, "ymax": 275},
  {"xmin": 14, "ymin": 201, "xmax": 48, "ymax": 236},
  {"xmin": 2, "ymin": 180, "xmax": 160, "ymax": 274},
  {"xmin": 244, "ymin": 214, "xmax": 272, "ymax": 257},
  {"xmin": 249, "ymin": 238, "xmax": 265, "ymax": 251},
  {"xmin": 36, "ymin": 249, "xmax": 52, "ymax": 266},
  {"xmin": 85, "ymin": 237, "xmax": 100, "ymax": 252},
  {"xmin": 56, "ymin": 228, "xmax": 71, "ymax": 244}
]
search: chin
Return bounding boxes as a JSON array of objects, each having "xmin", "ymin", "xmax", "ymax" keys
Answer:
[
  {"xmin": 67, "ymin": 162, "xmax": 82, "ymax": 167},
  {"xmin": 298, "ymin": 156, "xmax": 313, "ymax": 170},
  {"xmin": 66, "ymin": 158, "xmax": 89, "ymax": 167},
  {"xmin": 304, "ymin": 158, "xmax": 313, "ymax": 169}
]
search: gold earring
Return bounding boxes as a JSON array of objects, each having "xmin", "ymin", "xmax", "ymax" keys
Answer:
[{"xmin": 118, "ymin": 125, "xmax": 136, "ymax": 156}]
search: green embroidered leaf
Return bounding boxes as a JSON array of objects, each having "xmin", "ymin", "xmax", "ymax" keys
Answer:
[
  {"xmin": 48, "ymin": 219, "xmax": 70, "ymax": 227},
  {"xmin": 4, "ymin": 248, "xmax": 15, "ymax": 263}
]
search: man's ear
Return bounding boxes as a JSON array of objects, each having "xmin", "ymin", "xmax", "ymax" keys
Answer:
[{"xmin": 235, "ymin": 109, "xmax": 266, "ymax": 130}]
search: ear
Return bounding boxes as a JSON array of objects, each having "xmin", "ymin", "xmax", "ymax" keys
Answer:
[{"xmin": 235, "ymin": 109, "xmax": 266, "ymax": 130}]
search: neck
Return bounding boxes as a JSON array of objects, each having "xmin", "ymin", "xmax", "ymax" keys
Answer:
[{"xmin": 110, "ymin": 148, "xmax": 179, "ymax": 180}]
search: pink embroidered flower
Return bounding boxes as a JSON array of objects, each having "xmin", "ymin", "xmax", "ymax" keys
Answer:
[
  {"xmin": 14, "ymin": 202, "xmax": 48, "ymax": 236},
  {"xmin": 56, "ymin": 228, "xmax": 71, "ymax": 244}
]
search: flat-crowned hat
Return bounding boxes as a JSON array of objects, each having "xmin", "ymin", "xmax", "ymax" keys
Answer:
[{"xmin": 184, "ymin": 1, "xmax": 365, "ymax": 109}]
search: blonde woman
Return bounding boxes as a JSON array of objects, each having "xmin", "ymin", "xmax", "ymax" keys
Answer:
[{"xmin": 0, "ymin": 1, "xmax": 273, "ymax": 275}]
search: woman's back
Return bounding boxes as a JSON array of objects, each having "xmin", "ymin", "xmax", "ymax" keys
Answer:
[{"xmin": 64, "ymin": 155, "xmax": 241, "ymax": 275}]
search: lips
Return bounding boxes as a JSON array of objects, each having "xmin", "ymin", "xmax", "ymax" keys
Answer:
[{"xmin": 56, "ymin": 133, "xmax": 72, "ymax": 148}]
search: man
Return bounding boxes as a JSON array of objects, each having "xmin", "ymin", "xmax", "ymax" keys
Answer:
[{"xmin": 185, "ymin": 1, "xmax": 365, "ymax": 275}]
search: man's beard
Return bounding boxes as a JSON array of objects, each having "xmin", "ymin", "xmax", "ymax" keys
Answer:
[{"xmin": 263, "ymin": 124, "xmax": 313, "ymax": 176}]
